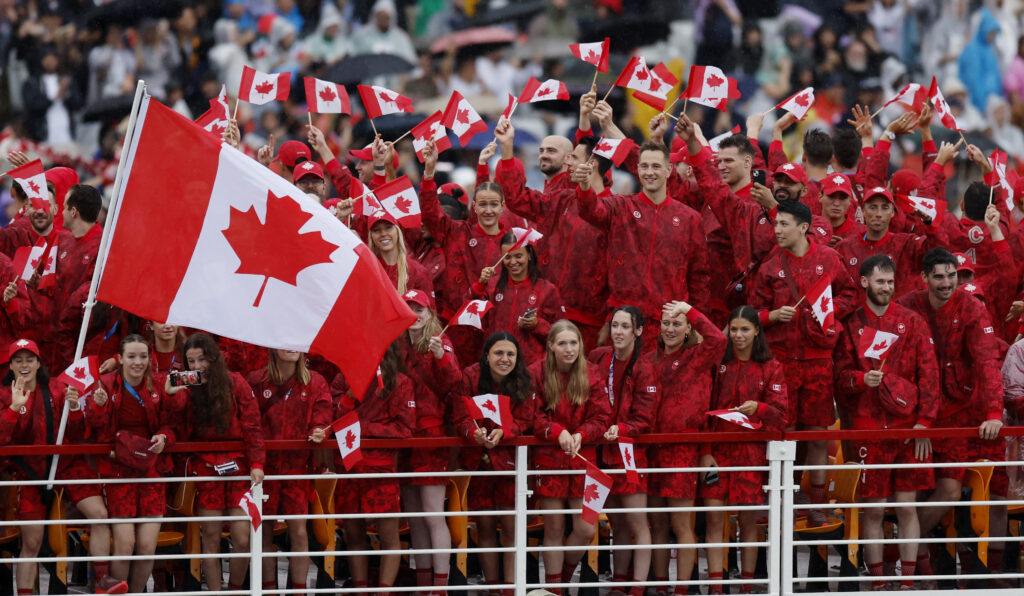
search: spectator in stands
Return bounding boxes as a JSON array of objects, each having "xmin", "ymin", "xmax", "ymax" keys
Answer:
[
  {"xmin": 87, "ymin": 24, "xmax": 135, "ymax": 104},
  {"xmin": 22, "ymin": 46, "xmax": 82, "ymax": 145},
  {"xmin": 959, "ymin": 7, "xmax": 1003, "ymax": 113},
  {"xmin": 349, "ymin": 0, "xmax": 415, "ymax": 64}
]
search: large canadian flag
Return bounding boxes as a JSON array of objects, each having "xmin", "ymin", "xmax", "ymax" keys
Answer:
[
  {"xmin": 95, "ymin": 96, "xmax": 415, "ymax": 398},
  {"xmin": 238, "ymin": 66, "xmax": 290, "ymax": 105},
  {"xmin": 56, "ymin": 355, "xmax": 99, "ymax": 394},
  {"xmin": 858, "ymin": 327, "xmax": 900, "ymax": 360},
  {"xmin": 580, "ymin": 464, "xmax": 613, "ymax": 524},
  {"xmin": 441, "ymin": 91, "xmax": 488, "ymax": 146},
  {"xmin": 304, "ymin": 77, "xmax": 350, "ymax": 114},
  {"xmin": 331, "ymin": 411, "xmax": 363, "ymax": 470},
  {"xmin": 683, "ymin": 65, "xmax": 740, "ymax": 111},
  {"xmin": 805, "ymin": 274, "xmax": 835, "ymax": 330},
  {"xmin": 8, "ymin": 159, "xmax": 49, "ymax": 210},
  {"xmin": 358, "ymin": 84, "xmax": 414, "ymax": 118},
  {"xmin": 12, "ymin": 237, "xmax": 57, "ymax": 289},
  {"xmin": 195, "ymin": 84, "xmax": 230, "ymax": 137},
  {"xmin": 410, "ymin": 111, "xmax": 451, "ymax": 162}
]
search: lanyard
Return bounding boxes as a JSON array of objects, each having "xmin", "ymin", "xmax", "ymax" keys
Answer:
[
  {"xmin": 103, "ymin": 320, "xmax": 120, "ymax": 341},
  {"xmin": 607, "ymin": 357, "xmax": 615, "ymax": 407},
  {"xmin": 123, "ymin": 380, "xmax": 145, "ymax": 409}
]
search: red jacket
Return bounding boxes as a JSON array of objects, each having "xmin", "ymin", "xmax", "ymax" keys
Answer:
[
  {"xmin": 835, "ymin": 302, "xmax": 940, "ymax": 429},
  {"xmin": 331, "ymin": 371, "xmax": 415, "ymax": 468},
  {"xmin": 833, "ymin": 225, "xmax": 947, "ymax": 298},
  {"xmin": 470, "ymin": 275, "xmax": 564, "ymax": 365},
  {"xmin": 749, "ymin": 239, "xmax": 857, "ymax": 360},
  {"xmin": 529, "ymin": 360, "xmax": 611, "ymax": 470},
  {"xmin": 246, "ymin": 370, "xmax": 333, "ymax": 473},
  {"xmin": 420, "ymin": 177, "xmax": 506, "ymax": 317},
  {"xmin": 379, "ymin": 255, "xmax": 435, "ymax": 296},
  {"xmin": 710, "ymin": 357, "xmax": 788, "ymax": 432},
  {"xmin": 576, "ymin": 185, "xmax": 710, "ymax": 320},
  {"xmin": 0, "ymin": 217, "xmax": 68, "ymax": 259},
  {"xmin": 399, "ymin": 335, "xmax": 462, "ymax": 431},
  {"xmin": 85, "ymin": 372, "xmax": 178, "ymax": 475},
  {"xmin": 453, "ymin": 363, "xmax": 538, "ymax": 471},
  {"xmin": 587, "ymin": 346, "xmax": 658, "ymax": 468},
  {"xmin": 897, "ymin": 287, "xmax": 1003, "ymax": 424},
  {"xmin": 54, "ymin": 223, "xmax": 101, "ymax": 306},
  {"xmin": 0, "ymin": 379, "xmax": 86, "ymax": 479},
  {"xmin": 495, "ymin": 158, "xmax": 609, "ymax": 326},
  {"xmin": 178, "ymin": 372, "xmax": 266, "ymax": 470}
]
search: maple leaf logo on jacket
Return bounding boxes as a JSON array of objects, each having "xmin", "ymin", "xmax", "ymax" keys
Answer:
[
  {"xmin": 221, "ymin": 190, "xmax": 339, "ymax": 307},
  {"xmin": 319, "ymin": 87, "xmax": 336, "ymax": 102}
]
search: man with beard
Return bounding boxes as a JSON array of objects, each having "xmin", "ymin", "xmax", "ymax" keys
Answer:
[
  {"xmin": 0, "ymin": 181, "xmax": 69, "ymax": 260},
  {"xmin": 835, "ymin": 255, "xmax": 939, "ymax": 590},
  {"xmin": 897, "ymin": 248, "xmax": 1004, "ymax": 578}
]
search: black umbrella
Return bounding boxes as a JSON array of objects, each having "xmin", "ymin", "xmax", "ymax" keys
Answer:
[
  {"xmin": 322, "ymin": 54, "xmax": 415, "ymax": 86},
  {"xmin": 466, "ymin": 1, "xmax": 546, "ymax": 28},
  {"xmin": 85, "ymin": 0, "xmax": 185, "ymax": 28},
  {"xmin": 352, "ymin": 113, "xmax": 427, "ymax": 141},
  {"xmin": 583, "ymin": 17, "xmax": 672, "ymax": 53},
  {"xmin": 81, "ymin": 92, "xmax": 135, "ymax": 123}
]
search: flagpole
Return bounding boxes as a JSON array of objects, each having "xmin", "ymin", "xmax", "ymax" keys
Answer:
[
  {"xmin": 46, "ymin": 80, "xmax": 148, "ymax": 488},
  {"xmin": 232, "ymin": 97, "xmax": 240, "ymax": 121},
  {"xmin": 601, "ymin": 85, "xmax": 615, "ymax": 102},
  {"xmin": 989, "ymin": 183, "xmax": 995, "ymax": 206},
  {"xmin": 308, "ymin": 112, "xmax": 313, "ymax": 128},
  {"xmin": 393, "ymin": 128, "xmax": 413, "ymax": 144},
  {"xmin": 590, "ymin": 68, "xmax": 599, "ymax": 89},
  {"xmin": 370, "ymin": 118, "xmax": 379, "ymax": 137},
  {"xmin": 870, "ymin": 106, "xmax": 884, "ymax": 119}
]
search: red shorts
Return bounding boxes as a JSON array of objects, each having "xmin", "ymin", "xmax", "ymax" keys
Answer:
[
  {"xmin": 854, "ymin": 439, "xmax": 934, "ymax": 499},
  {"xmin": 601, "ymin": 446, "xmax": 648, "ymax": 495},
  {"xmin": 16, "ymin": 485, "xmax": 47, "ymax": 521},
  {"xmin": 195, "ymin": 469, "xmax": 250, "ymax": 512},
  {"xmin": 611, "ymin": 470, "xmax": 647, "ymax": 496},
  {"xmin": 933, "ymin": 436, "xmax": 972, "ymax": 482},
  {"xmin": 701, "ymin": 470, "xmax": 766, "ymax": 505},
  {"xmin": 63, "ymin": 461, "xmax": 103, "ymax": 503},
  {"xmin": 105, "ymin": 480, "xmax": 166, "ymax": 518},
  {"xmin": 651, "ymin": 444, "xmax": 699, "ymax": 501},
  {"xmin": 264, "ymin": 478, "xmax": 310, "ymax": 516},
  {"xmin": 781, "ymin": 358, "xmax": 836, "ymax": 428},
  {"xmin": 335, "ymin": 467, "xmax": 400, "ymax": 514},
  {"xmin": 405, "ymin": 427, "xmax": 449, "ymax": 486},
  {"xmin": 467, "ymin": 476, "xmax": 515, "ymax": 512},
  {"xmin": 534, "ymin": 469, "xmax": 585, "ymax": 500}
]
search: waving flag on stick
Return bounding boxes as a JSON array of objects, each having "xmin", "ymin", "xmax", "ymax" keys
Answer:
[
  {"xmin": 304, "ymin": 77, "xmax": 350, "ymax": 114},
  {"xmin": 358, "ymin": 84, "xmax": 414, "ymax": 119},
  {"xmin": 773, "ymin": 87, "xmax": 815, "ymax": 120},
  {"xmin": 239, "ymin": 66, "xmax": 290, "ymax": 106},
  {"xmin": 331, "ymin": 411, "xmax": 363, "ymax": 470},
  {"xmin": 463, "ymin": 393, "xmax": 513, "ymax": 433},
  {"xmin": 408, "ymin": 111, "xmax": 451, "ymax": 162},
  {"xmin": 509, "ymin": 227, "xmax": 543, "ymax": 251},
  {"xmin": 570, "ymin": 38, "xmax": 611, "ymax": 73},
  {"xmin": 519, "ymin": 77, "xmax": 569, "ymax": 103},
  {"xmin": 618, "ymin": 437, "xmax": 639, "ymax": 484},
  {"xmin": 7, "ymin": 159, "xmax": 49, "ymax": 210},
  {"xmin": 707, "ymin": 409, "xmax": 762, "ymax": 430},
  {"xmin": 195, "ymin": 84, "xmax": 231, "ymax": 137},
  {"xmin": 441, "ymin": 91, "xmax": 488, "ymax": 146},
  {"xmin": 682, "ymin": 65, "xmax": 740, "ymax": 111},
  {"xmin": 57, "ymin": 356, "xmax": 100, "ymax": 394},
  {"xmin": 858, "ymin": 327, "xmax": 900, "ymax": 360},
  {"xmin": 239, "ymin": 490, "xmax": 263, "ymax": 529},
  {"xmin": 882, "ymin": 83, "xmax": 927, "ymax": 113},
  {"xmin": 581, "ymin": 464, "xmax": 613, "ymax": 524},
  {"xmin": 12, "ymin": 238, "xmax": 57, "ymax": 289},
  {"xmin": 374, "ymin": 175, "xmax": 421, "ymax": 227},
  {"xmin": 593, "ymin": 137, "xmax": 636, "ymax": 166},
  {"xmin": 447, "ymin": 299, "xmax": 493, "ymax": 330},
  {"xmin": 803, "ymin": 275, "xmax": 835, "ymax": 330},
  {"xmin": 893, "ymin": 192, "xmax": 946, "ymax": 222},
  {"xmin": 928, "ymin": 77, "xmax": 961, "ymax": 131}
]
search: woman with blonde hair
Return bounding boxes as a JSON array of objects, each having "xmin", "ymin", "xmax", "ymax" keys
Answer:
[
  {"xmin": 530, "ymin": 320, "xmax": 611, "ymax": 594},
  {"xmin": 366, "ymin": 209, "xmax": 434, "ymax": 295}
]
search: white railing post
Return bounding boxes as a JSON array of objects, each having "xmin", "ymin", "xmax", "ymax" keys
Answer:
[
  {"xmin": 251, "ymin": 482, "xmax": 265, "ymax": 596},
  {"xmin": 767, "ymin": 440, "xmax": 796, "ymax": 596},
  {"xmin": 515, "ymin": 445, "xmax": 530, "ymax": 596}
]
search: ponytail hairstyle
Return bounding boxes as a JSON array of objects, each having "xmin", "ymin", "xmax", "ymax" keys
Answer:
[
  {"xmin": 610, "ymin": 305, "xmax": 645, "ymax": 379},
  {"xmin": 266, "ymin": 349, "xmax": 311, "ymax": 386},
  {"xmin": 182, "ymin": 333, "xmax": 234, "ymax": 434},
  {"xmin": 478, "ymin": 331, "xmax": 533, "ymax": 403},
  {"xmin": 497, "ymin": 229, "xmax": 541, "ymax": 290},
  {"xmin": 369, "ymin": 221, "xmax": 410, "ymax": 294},
  {"xmin": 543, "ymin": 320, "xmax": 589, "ymax": 410},
  {"xmin": 723, "ymin": 305, "xmax": 773, "ymax": 364},
  {"xmin": 118, "ymin": 333, "xmax": 154, "ymax": 392}
]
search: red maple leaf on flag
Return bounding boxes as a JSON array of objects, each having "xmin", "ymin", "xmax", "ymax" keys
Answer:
[
  {"xmin": 208, "ymin": 121, "xmax": 226, "ymax": 135},
  {"xmin": 27, "ymin": 180, "xmax": 40, "ymax": 194},
  {"xmin": 794, "ymin": 93, "xmax": 810, "ymax": 107},
  {"xmin": 72, "ymin": 366, "xmax": 87, "ymax": 379},
  {"xmin": 345, "ymin": 430, "xmax": 356, "ymax": 449},
  {"xmin": 647, "ymin": 77, "xmax": 662, "ymax": 92},
  {"xmin": 378, "ymin": 90, "xmax": 395, "ymax": 103},
  {"xmin": 706, "ymin": 74, "xmax": 725, "ymax": 88},
  {"xmin": 536, "ymin": 86, "xmax": 552, "ymax": 97},
  {"xmin": 393, "ymin": 195, "xmax": 412, "ymax": 214},
  {"xmin": 872, "ymin": 340, "xmax": 890, "ymax": 352},
  {"xmin": 586, "ymin": 50, "xmax": 598, "ymax": 62},
  {"xmin": 456, "ymin": 108, "xmax": 470, "ymax": 124},
  {"xmin": 254, "ymin": 80, "xmax": 275, "ymax": 95},
  {"xmin": 30, "ymin": 256, "xmax": 40, "ymax": 269},
  {"xmin": 319, "ymin": 86, "xmax": 336, "ymax": 102},
  {"xmin": 221, "ymin": 190, "xmax": 339, "ymax": 308},
  {"xmin": 634, "ymin": 67, "xmax": 648, "ymax": 81},
  {"xmin": 818, "ymin": 296, "xmax": 831, "ymax": 313},
  {"xmin": 482, "ymin": 399, "xmax": 496, "ymax": 413},
  {"xmin": 583, "ymin": 482, "xmax": 600, "ymax": 502},
  {"xmin": 596, "ymin": 142, "xmax": 612, "ymax": 152},
  {"xmin": 466, "ymin": 302, "xmax": 482, "ymax": 314},
  {"xmin": 623, "ymin": 449, "xmax": 632, "ymax": 467}
]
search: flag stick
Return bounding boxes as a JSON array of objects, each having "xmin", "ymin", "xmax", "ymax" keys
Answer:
[
  {"xmin": 870, "ymin": 106, "xmax": 884, "ymax": 119},
  {"xmin": 989, "ymin": 183, "xmax": 995, "ymax": 205},
  {"xmin": 308, "ymin": 112, "xmax": 313, "ymax": 128},
  {"xmin": 370, "ymin": 118, "xmax": 378, "ymax": 137},
  {"xmin": 601, "ymin": 84, "xmax": 616, "ymax": 102},
  {"xmin": 878, "ymin": 358, "xmax": 887, "ymax": 372},
  {"xmin": 682, "ymin": 98, "xmax": 688, "ymax": 115},
  {"xmin": 959, "ymin": 130, "xmax": 968, "ymax": 146},
  {"xmin": 438, "ymin": 321, "xmax": 452, "ymax": 336},
  {"xmin": 232, "ymin": 97, "xmax": 240, "ymax": 121},
  {"xmin": 393, "ymin": 128, "xmax": 413, "ymax": 144},
  {"xmin": 664, "ymin": 112, "xmax": 679, "ymax": 122},
  {"xmin": 590, "ymin": 68, "xmax": 599, "ymax": 89},
  {"xmin": 662, "ymin": 96, "xmax": 680, "ymax": 115},
  {"xmin": 47, "ymin": 80, "xmax": 148, "ymax": 488},
  {"xmin": 573, "ymin": 451, "xmax": 591, "ymax": 464},
  {"xmin": 794, "ymin": 295, "xmax": 806, "ymax": 308}
]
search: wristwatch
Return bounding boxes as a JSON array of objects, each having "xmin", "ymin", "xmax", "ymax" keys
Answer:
[{"xmin": 883, "ymin": 131, "xmax": 895, "ymax": 140}]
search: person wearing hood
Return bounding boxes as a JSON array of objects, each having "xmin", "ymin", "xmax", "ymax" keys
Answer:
[
  {"xmin": 303, "ymin": 4, "xmax": 348, "ymax": 64},
  {"xmin": 257, "ymin": 16, "xmax": 303, "ymax": 76},
  {"xmin": 209, "ymin": 19, "xmax": 247, "ymax": 93},
  {"xmin": 349, "ymin": 0, "xmax": 415, "ymax": 63},
  {"xmin": 987, "ymin": 95, "xmax": 1024, "ymax": 160},
  {"xmin": 958, "ymin": 8, "xmax": 1003, "ymax": 113}
]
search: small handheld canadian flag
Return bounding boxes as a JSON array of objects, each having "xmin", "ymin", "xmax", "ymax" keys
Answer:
[
  {"xmin": 239, "ymin": 490, "xmax": 262, "ymax": 529},
  {"xmin": 927, "ymin": 77, "xmax": 960, "ymax": 131},
  {"xmin": 883, "ymin": 83, "xmax": 927, "ymax": 113},
  {"xmin": 509, "ymin": 227, "xmax": 544, "ymax": 251},
  {"xmin": 7, "ymin": 159, "xmax": 49, "ymax": 210},
  {"xmin": 501, "ymin": 93, "xmax": 519, "ymax": 121},
  {"xmin": 374, "ymin": 175, "xmax": 421, "ymax": 227},
  {"xmin": 463, "ymin": 393, "xmax": 513, "ymax": 432},
  {"xmin": 450, "ymin": 299, "xmax": 493, "ymax": 329},
  {"xmin": 331, "ymin": 411, "xmax": 363, "ymax": 470},
  {"xmin": 708, "ymin": 125, "xmax": 742, "ymax": 153},
  {"xmin": 804, "ymin": 274, "xmax": 835, "ymax": 330},
  {"xmin": 357, "ymin": 84, "xmax": 414, "ymax": 119},
  {"xmin": 858, "ymin": 327, "xmax": 900, "ymax": 360},
  {"xmin": 592, "ymin": 137, "xmax": 635, "ymax": 167},
  {"xmin": 989, "ymin": 148, "xmax": 1014, "ymax": 211},
  {"xmin": 518, "ymin": 77, "xmax": 569, "ymax": 103},
  {"xmin": 893, "ymin": 192, "xmax": 946, "ymax": 223},
  {"xmin": 350, "ymin": 178, "xmax": 383, "ymax": 216},
  {"xmin": 441, "ymin": 91, "xmax": 488, "ymax": 146},
  {"xmin": 304, "ymin": 77, "xmax": 351, "ymax": 114},
  {"xmin": 57, "ymin": 356, "xmax": 99, "ymax": 394},
  {"xmin": 195, "ymin": 84, "xmax": 230, "ymax": 137},
  {"xmin": 618, "ymin": 437, "xmax": 639, "ymax": 484},
  {"xmin": 683, "ymin": 65, "xmax": 741, "ymax": 112},
  {"xmin": 611, "ymin": 57, "xmax": 679, "ymax": 111},
  {"xmin": 581, "ymin": 463, "xmax": 613, "ymax": 524},
  {"xmin": 410, "ymin": 111, "xmax": 452, "ymax": 162},
  {"xmin": 12, "ymin": 238, "xmax": 57, "ymax": 289},
  {"xmin": 569, "ymin": 38, "xmax": 610, "ymax": 73},
  {"xmin": 707, "ymin": 409, "xmax": 762, "ymax": 430},
  {"xmin": 774, "ymin": 87, "xmax": 815, "ymax": 121},
  {"xmin": 239, "ymin": 66, "xmax": 290, "ymax": 105}
]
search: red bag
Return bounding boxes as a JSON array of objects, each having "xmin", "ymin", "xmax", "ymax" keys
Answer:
[
  {"xmin": 113, "ymin": 431, "xmax": 157, "ymax": 472},
  {"xmin": 878, "ymin": 374, "xmax": 918, "ymax": 418}
]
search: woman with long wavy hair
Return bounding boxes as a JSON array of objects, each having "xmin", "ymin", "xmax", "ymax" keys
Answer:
[
  {"xmin": 367, "ymin": 209, "xmax": 434, "ymax": 295},
  {"xmin": 530, "ymin": 320, "xmax": 611, "ymax": 594},
  {"xmin": 453, "ymin": 331, "xmax": 536, "ymax": 596},
  {"xmin": 165, "ymin": 333, "xmax": 265, "ymax": 593}
]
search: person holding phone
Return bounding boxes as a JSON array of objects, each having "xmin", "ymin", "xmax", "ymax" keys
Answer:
[
  {"xmin": 85, "ymin": 334, "xmax": 177, "ymax": 594},
  {"xmin": 471, "ymin": 230, "xmax": 564, "ymax": 366},
  {"xmin": 164, "ymin": 333, "xmax": 264, "ymax": 593}
]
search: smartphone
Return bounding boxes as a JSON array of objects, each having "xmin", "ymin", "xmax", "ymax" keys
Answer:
[
  {"xmin": 168, "ymin": 370, "xmax": 204, "ymax": 387},
  {"xmin": 704, "ymin": 469, "xmax": 720, "ymax": 486},
  {"xmin": 752, "ymin": 169, "xmax": 767, "ymax": 186},
  {"xmin": 522, "ymin": 308, "xmax": 538, "ymax": 318}
]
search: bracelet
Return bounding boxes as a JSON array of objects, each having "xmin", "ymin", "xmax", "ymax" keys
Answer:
[{"xmin": 373, "ymin": 165, "xmax": 386, "ymax": 171}]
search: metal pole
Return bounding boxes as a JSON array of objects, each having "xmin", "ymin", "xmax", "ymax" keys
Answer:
[
  {"xmin": 514, "ymin": 445, "xmax": 529, "ymax": 596},
  {"xmin": 774, "ymin": 441, "xmax": 797, "ymax": 596},
  {"xmin": 766, "ymin": 441, "xmax": 783, "ymax": 596},
  {"xmin": 251, "ymin": 482, "xmax": 265, "ymax": 596}
]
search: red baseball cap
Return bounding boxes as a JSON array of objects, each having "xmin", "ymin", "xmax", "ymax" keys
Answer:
[
  {"xmin": 350, "ymin": 144, "xmax": 400, "ymax": 170},
  {"xmin": 773, "ymin": 162, "xmax": 809, "ymax": 186},
  {"xmin": 276, "ymin": 140, "xmax": 312, "ymax": 168},
  {"xmin": 403, "ymin": 289, "xmax": 433, "ymax": 309},
  {"xmin": 368, "ymin": 208, "xmax": 398, "ymax": 229},
  {"xmin": 439, "ymin": 182, "xmax": 468, "ymax": 206},
  {"xmin": 954, "ymin": 252, "xmax": 976, "ymax": 274},
  {"xmin": 821, "ymin": 173, "xmax": 854, "ymax": 198},
  {"xmin": 7, "ymin": 338, "xmax": 40, "ymax": 363},
  {"xmin": 890, "ymin": 169, "xmax": 922, "ymax": 195},
  {"xmin": 862, "ymin": 186, "xmax": 894, "ymax": 204},
  {"xmin": 962, "ymin": 282, "xmax": 984, "ymax": 300},
  {"xmin": 293, "ymin": 160, "xmax": 324, "ymax": 182}
]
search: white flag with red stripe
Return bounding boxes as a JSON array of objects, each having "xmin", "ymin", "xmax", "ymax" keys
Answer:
[
  {"xmin": 239, "ymin": 490, "xmax": 262, "ymax": 529},
  {"xmin": 357, "ymin": 84, "xmax": 414, "ymax": 118},
  {"xmin": 374, "ymin": 175, "xmax": 421, "ymax": 227},
  {"xmin": 463, "ymin": 393, "xmax": 513, "ymax": 432},
  {"xmin": 12, "ymin": 238, "xmax": 57, "ymax": 289},
  {"xmin": 858, "ymin": 327, "xmax": 900, "ymax": 360},
  {"xmin": 611, "ymin": 56, "xmax": 678, "ymax": 111},
  {"xmin": 501, "ymin": 93, "xmax": 518, "ymax": 121},
  {"xmin": 450, "ymin": 299, "xmax": 493, "ymax": 329},
  {"xmin": 509, "ymin": 227, "xmax": 543, "ymax": 251},
  {"xmin": 195, "ymin": 84, "xmax": 230, "ymax": 137},
  {"xmin": 581, "ymin": 464, "xmax": 612, "ymax": 524},
  {"xmin": 774, "ymin": 87, "xmax": 815, "ymax": 121},
  {"xmin": 350, "ymin": 179, "xmax": 382, "ymax": 216},
  {"xmin": 682, "ymin": 65, "xmax": 741, "ymax": 111},
  {"xmin": 8, "ymin": 159, "xmax": 49, "ymax": 210},
  {"xmin": 441, "ymin": 91, "xmax": 488, "ymax": 146},
  {"xmin": 95, "ymin": 96, "xmax": 415, "ymax": 398},
  {"xmin": 883, "ymin": 83, "xmax": 926, "ymax": 112},
  {"xmin": 410, "ymin": 111, "xmax": 451, "ymax": 162},
  {"xmin": 518, "ymin": 77, "xmax": 569, "ymax": 103},
  {"xmin": 304, "ymin": 77, "xmax": 350, "ymax": 114},
  {"xmin": 331, "ymin": 411, "xmax": 363, "ymax": 470},
  {"xmin": 569, "ymin": 38, "xmax": 610, "ymax": 72},
  {"xmin": 593, "ymin": 137, "xmax": 635, "ymax": 166},
  {"xmin": 707, "ymin": 409, "xmax": 762, "ymax": 430},
  {"xmin": 893, "ymin": 192, "xmax": 946, "ymax": 223},
  {"xmin": 989, "ymin": 148, "xmax": 1014, "ymax": 212},
  {"xmin": 238, "ymin": 66, "xmax": 290, "ymax": 105},
  {"xmin": 805, "ymin": 274, "xmax": 835, "ymax": 330},
  {"xmin": 618, "ymin": 437, "xmax": 639, "ymax": 484},
  {"xmin": 928, "ymin": 77, "xmax": 960, "ymax": 131},
  {"xmin": 709, "ymin": 125, "xmax": 742, "ymax": 153},
  {"xmin": 57, "ymin": 356, "xmax": 99, "ymax": 394}
]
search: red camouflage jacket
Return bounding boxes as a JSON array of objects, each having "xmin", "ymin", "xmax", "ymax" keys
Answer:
[
  {"xmin": 529, "ymin": 360, "xmax": 611, "ymax": 470},
  {"xmin": 331, "ymin": 371, "xmax": 416, "ymax": 468},
  {"xmin": 399, "ymin": 334, "xmax": 462, "ymax": 431},
  {"xmin": 587, "ymin": 346, "xmax": 658, "ymax": 469},
  {"xmin": 178, "ymin": 372, "xmax": 266, "ymax": 471},
  {"xmin": 453, "ymin": 363, "xmax": 538, "ymax": 472},
  {"xmin": 246, "ymin": 369, "xmax": 333, "ymax": 472},
  {"xmin": 0, "ymin": 378, "xmax": 85, "ymax": 479},
  {"xmin": 470, "ymin": 275, "xmax": 565, "ymax": 365},
  {"xmin": 833, "ymin": 224, "xmax": 947, "ymax": 298}
]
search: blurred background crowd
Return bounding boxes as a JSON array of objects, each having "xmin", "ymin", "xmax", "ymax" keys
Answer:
[{"xmin": 1, "ymin": 0, "xmax": 1023, "ymax": 218}]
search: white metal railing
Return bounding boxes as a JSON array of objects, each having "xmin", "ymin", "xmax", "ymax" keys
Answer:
[{"xmin": 0, "ymin": 437, "xmax": 1022, "ymax": 595}]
